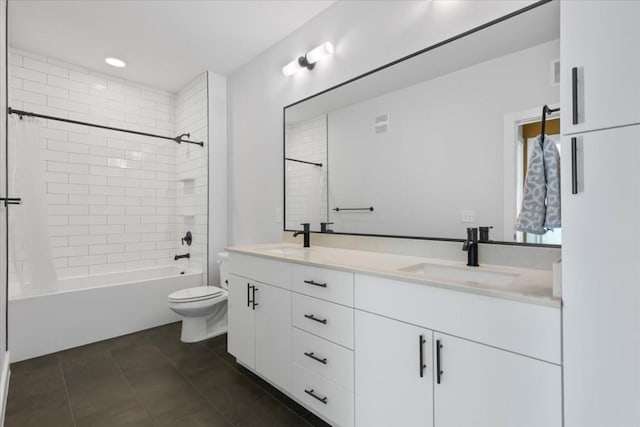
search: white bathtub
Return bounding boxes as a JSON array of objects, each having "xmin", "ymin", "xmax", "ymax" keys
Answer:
[{"xmin": 9, "ymin": 266, "xmax": 203, "ymax": 362}]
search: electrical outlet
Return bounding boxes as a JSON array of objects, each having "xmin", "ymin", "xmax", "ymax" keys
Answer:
[
  {"xmin": 275, "ymin": 207, "xmax": 282, "ymax": 224},
  {"xmin": 461, "ymin": 210, "xmax": 475, "ymax": 223}
]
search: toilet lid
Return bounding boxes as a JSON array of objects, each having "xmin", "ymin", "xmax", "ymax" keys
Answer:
[{"xmin": 169, "ymin": 286, "xmax": 224, "ymax": 303}]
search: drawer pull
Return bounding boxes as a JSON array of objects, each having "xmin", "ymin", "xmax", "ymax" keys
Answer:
[
  {"xmin": 304, "ymin": 279, "xmax": 327, "ymax": 288},
  {"xmin": 304, "ymin": 314, "xmax": 328, "ymax": 324},
  {"xmin": 304, "ymin": 351, "xmax": 328, "ymax": 365},
  {"xmin": 304, "ymin": 388, "xmax": 328, "ymax": 404}
]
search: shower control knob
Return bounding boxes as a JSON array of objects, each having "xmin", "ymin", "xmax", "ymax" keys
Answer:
[{"xmin": 181, "ymin": 231, "xmax": 193, "ymax": 246}]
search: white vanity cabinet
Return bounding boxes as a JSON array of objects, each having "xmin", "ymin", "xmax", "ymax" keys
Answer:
[
  {"xmin": 355, "ymin": 310, "xmax": 433, "ymax": 427},
  {"xmin": 354, "ymin": 273, "xmax": 562, "ymax": 427},
  {"xmin": 560, "ymin": 1, "xmax": 640, "ymax": 135},
  {"xmin": 227, "ymin": 254, "xmax": 292, "ymax": 391},
  {"xmin": 433, "ymin": 333, "xmax": 561, "ymax": 427}
]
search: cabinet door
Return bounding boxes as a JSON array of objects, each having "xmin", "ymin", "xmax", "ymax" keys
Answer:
[
  {"xmin": 434, "ymin": 333, "xmax": 561, "ymax": 427},
  {"xmin": 561, "ymin": 1, "xmax": 640, "ymax": 134},
  {"xmin": 562, "ymin": 126, "xmax": 640, "ymax": 427},
  {"xmin": 255, "ymin": 282, "xmax": 292, "ymax": 391},
  {"xmin": 355, "ymin": 310, "xmax": 433, "ymax": 427},
  {"xmin": 227, "ymin": 274, "xmax": 256, "ymax": 369}
]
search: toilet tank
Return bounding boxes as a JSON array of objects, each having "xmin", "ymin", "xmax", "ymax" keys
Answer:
[{"xmin": 217, "ymin": 252, "xmax": 229, "ymax": 289}]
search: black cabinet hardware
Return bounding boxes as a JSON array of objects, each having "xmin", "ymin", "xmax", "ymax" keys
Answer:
[
  {"xmin": 571, "ymin": 137, "xmax": 578, "ymax": 194},
  {"xmin": 251, "ymin": 286, "xmax": 258, "ymax": 310},
  {"xmin": 304, "ymin": 352, "xmax": 328, "ymax": 365},
  {"xmin": 0, "ymin": 197, "xmax": 21, "ymax": 206},
  {"xmin": 304, "ymin": 388, "xmax": 328, "ymax": 404},
  {"xmin": 419, "ymin": 335, "xmax": 426, "ymax": 378},
  {"xmin": 181, "ymin": 231, "xmax": 192, "ymax": 246},
  {"xmin": 285, "ymin": 157, "xmax": 323, "ymax": 168},
  {"xmin": 572, "ymin": 67, "xmax": 579, "ymax": 125},
  {"xmin": 304, "ymin": 314, "xmax": 327, "ymax": 324},
  {"xmin": 304, "ymin": 280, "xmax": 327, "ymax": 288},
  {"xmin": 436, "ymin": 340, "xmax": 443, "ymax": 384},
  {"xmin": 247, "ymin": 283, "xmax": 253, "ymax": 307},
  {"xmin": 333, "ymin": 206, "xmax": 374, "ymax": 212}
]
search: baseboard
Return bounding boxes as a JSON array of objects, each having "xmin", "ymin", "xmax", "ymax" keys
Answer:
[{"xmin": 0, "ymin": 351, "xmax": 11, "ymax": 426}]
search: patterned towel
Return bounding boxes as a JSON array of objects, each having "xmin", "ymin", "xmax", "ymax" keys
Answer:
[{"xmin": 514, "ymin": 135, "xmax": 561, "ymax": 235}]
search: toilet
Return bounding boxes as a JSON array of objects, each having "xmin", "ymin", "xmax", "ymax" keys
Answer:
[{"xmin": 168, "ymin": 252, "xmax": 229, "ymax": 343}]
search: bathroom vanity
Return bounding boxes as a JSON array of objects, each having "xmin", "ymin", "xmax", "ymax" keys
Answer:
[{"xmin": 227, "ymin": 243, "xmax": 561, "ymax": 427}]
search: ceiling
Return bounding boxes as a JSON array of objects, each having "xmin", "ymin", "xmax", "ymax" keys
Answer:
[{"xmin": 9, "ymin": 0, "xmax": 335, "ymax": 92}]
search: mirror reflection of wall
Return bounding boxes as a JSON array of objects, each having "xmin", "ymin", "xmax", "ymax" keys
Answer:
[
  {"xmin": 284, "ymin": 114, "xmax": 328, "ymax": 230},
  {"xmin": 284, "ymin": 0, "xmax": 561, "ymax": 246}
]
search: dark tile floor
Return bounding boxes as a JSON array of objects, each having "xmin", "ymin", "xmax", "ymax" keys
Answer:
[{"xmin": 5, "ymin": 322, "xmax": 330, "ymax": 427}]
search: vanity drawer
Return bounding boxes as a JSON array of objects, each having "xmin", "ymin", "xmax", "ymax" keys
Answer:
[
  {"xmin": 228, "ymin": 253, "xmax": 291, "ymax": 289},
  {"xmin": 291, "ymin": 264, "xmax": 354, "ymax": 306},
  {"xmin": 292, "ymin": 293, "xmax": 354, "ymax": 349},
  {"xmin": 292, "ymin": 363, "xmax": 354, "ymax": 427},
  {"xmin": 292, "ymin": 327, "xmax": 354, "ymax": 391}
]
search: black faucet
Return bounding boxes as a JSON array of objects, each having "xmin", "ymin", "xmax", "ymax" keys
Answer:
[
  {"xmin": 174, "ymin": 253, "xmax": 191, "ymax": 261},
  {"xmin": 293, "ymin": 223, "xmax": 311, "ymax": 248},
  {"xmin": 462, "ymin": 227, "xmax": 479, "ymax": 267},
  {"xmin": 320, "ymin": 222, "xmax": 334, "ymax": 233}
]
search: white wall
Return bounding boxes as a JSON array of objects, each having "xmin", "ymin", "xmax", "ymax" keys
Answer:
[
  {"xmin": 227, "ymin": 0, "xmax": 534, "ymax": 245},
  {"xmin": 327, "ymin": 40, "xmax": 559, "ymax": 240}
]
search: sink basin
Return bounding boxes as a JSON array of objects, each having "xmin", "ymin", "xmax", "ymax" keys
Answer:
[
  {"xmin": 263, "ymin": 247, "xmax": 311, "ymax": 257},
  {"xmin": 398, "ymin": 262, "xmax": 519, "ymax": 287}
]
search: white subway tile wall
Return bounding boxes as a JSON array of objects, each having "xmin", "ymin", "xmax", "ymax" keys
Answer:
[
  {"xmin": 175, "ymin": 74, "xmax": 208, "ymax": 283},
  {"xmin": 8, "ymin": 48, "xmax": 208, "ymax": 282},
  {"xmin": 285, "ymin": 114, "xmax": 328, "ymax": 230}
]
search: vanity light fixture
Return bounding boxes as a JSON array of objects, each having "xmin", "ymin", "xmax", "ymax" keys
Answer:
[
  {"xmin": 105, "ymin": 57, "xmax": 126, "ymax": 68},
  {"xmin": 282, "ymin": 42, "xmax": 334, "ymax": 76}
]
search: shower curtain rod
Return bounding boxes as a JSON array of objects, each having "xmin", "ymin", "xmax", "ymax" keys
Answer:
[{"xmin": 7, "ymin": 107, "xmax": 205, "ymax": 147}]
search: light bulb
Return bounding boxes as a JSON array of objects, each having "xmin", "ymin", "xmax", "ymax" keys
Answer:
[
  {"xmin": 306, "ymin": 42, "xmax": 334, "ymax": 64},
  {"xmin": 105, "ymin": 57, "xmax": 126, "ymax": 68},
  {"xmin": 282, "ymin": 58, "xmax": 302, "ymax": 76}
]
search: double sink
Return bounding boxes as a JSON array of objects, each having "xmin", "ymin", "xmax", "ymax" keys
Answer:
[{"xmin": 263, "ymin": 246, "xmax": 519, "ymax": 288}]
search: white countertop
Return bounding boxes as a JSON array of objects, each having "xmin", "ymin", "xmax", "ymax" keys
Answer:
[{"xmin": 226, "ymin": 243, "xmax": 561, "ymax": 308}]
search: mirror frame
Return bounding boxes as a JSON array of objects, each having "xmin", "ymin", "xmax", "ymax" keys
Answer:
[{"xmin": 282, "ymin": 0, "xmax": 560, "ymax": 248}]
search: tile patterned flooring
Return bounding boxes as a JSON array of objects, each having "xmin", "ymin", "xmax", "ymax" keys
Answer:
[{"xmin": 5, "ymin": 322, "xmax": 330, "ymax": 426}]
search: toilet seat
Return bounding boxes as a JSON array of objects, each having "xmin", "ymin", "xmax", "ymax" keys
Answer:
[{"xmin": 168, "ymin": 286, "xmax": 226, "ymax": 303}]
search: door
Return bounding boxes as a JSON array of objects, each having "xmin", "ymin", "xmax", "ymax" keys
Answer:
[
  {"xmin": 433, "ymin": 333, "xmax": 561, "ymax": 427},
  {"xmin": 562, "ymin": 126, "xmax": 640, "ymax": 427},
  {"xmin": 355, "ymin": 310, "xmax": 433, "ymax": 427},
  {"xmin": 561, "ymin": 1, "xmax": 640, "ymax": 134},
  {"xmin": 255, "ymin": 282, "xmax": 291, "ymax": 391},
  {"xmin": 227, "ymin": 274, "xmax": 256, "ymax": 369}
]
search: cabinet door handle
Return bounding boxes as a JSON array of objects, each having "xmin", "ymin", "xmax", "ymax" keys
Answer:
[
  {"xmin": 304, "ymin": 351, "xmax": 328, "ymax": 365},
  {"xmin": 252, "ymin": 286, "xmax": 258, "ymax": 310},
  {"xmin": 436, "ymin": 339, "xmax": 443, "ymax": 384},
  {"xmin": 0, "ymin": 197, "xmax": 21, "ymax": 206},
  {"xmin": 304, "ymin": 314, "xmax": 327, "ymax": 324},
  {"xmin": 304, "ymin": 280, "xmax": 327, "ymax": 288},
  {"xmin": 304, "ymin": 388, "xmax": 328, "ymax": 404},
  {"xmin": 571, "ymin": 137, "xmax": 578, "ymax": 194},
  {"xmin": 247, "ymin": 283, "xmax": 252, "ymax": 307},
  {"xmin": 419, "ymin": 334, "xmax": 426, "ymax": 378},
  {"xmin": 572, "ymin": 67, "xmax": 579, "ymax": 125}
]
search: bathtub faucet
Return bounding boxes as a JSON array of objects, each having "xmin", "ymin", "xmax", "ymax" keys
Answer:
[{"xmin": 174, "ymin": 253, "xmax": 191, "ymax": 261}]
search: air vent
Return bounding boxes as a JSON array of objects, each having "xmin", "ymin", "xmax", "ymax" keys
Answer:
[
  {"xmin": 551, "ymin": 60, "xmax": 560, "ymax": 86},
  {"xmin": 374, "ymin": 114, "xmax": 390, "ymax": 133}
]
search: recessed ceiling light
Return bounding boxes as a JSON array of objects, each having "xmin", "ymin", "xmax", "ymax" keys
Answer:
[{"xmin": 105, "ymin": 57, "xmax": 126, "ymax": 68}]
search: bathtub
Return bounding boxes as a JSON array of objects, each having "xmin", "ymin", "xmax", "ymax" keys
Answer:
[{"xmin": 9, "ymin": 266, "xmax": 203, "ymax": 362}]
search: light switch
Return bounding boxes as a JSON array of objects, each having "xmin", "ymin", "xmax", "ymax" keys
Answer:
[{"xmin": 275, "ymin": 207, "xmax": 282, "ymax": 223}]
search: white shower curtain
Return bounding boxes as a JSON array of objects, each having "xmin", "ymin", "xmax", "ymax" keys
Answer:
[{"xmin": 9, "ymin": 117, "xmax": 58, "ymax": 293}]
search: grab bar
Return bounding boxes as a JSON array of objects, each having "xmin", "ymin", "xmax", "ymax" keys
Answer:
[{"xmin": 333, "ymin": 206, "xmax": 374, "ymax": 212}]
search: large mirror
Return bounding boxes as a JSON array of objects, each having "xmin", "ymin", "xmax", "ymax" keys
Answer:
[{"xmin": 284, "ymin": 0, "xmax": 561, "ymax": 246}]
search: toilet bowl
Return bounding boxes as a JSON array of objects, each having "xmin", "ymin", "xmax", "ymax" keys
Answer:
[{"xmin": 168, "ymin": 252, "xmax": 229, "ymax": 343}]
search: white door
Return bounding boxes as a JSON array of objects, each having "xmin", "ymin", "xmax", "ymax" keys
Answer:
[
  {"xmin": 561, "ymin": 1, "xmax": 640, "ymax": 134},
  {"xmin": 434, "ymin": 333, "xmax": 561, "ymax": 427},
  {"xmin": 355, "ymin": 310, "xmax": 433, "ymax": 427},
  {"xmin": 255, "ymin": 282, "xmax": 291, "ymax": 391},
  {"xmin": 562, "ymin": 126, "xmax": 640, "ymax": 427},
  {"xmin": 227, "ymin": 274, "xmax": 256, "ymax": 369}
]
